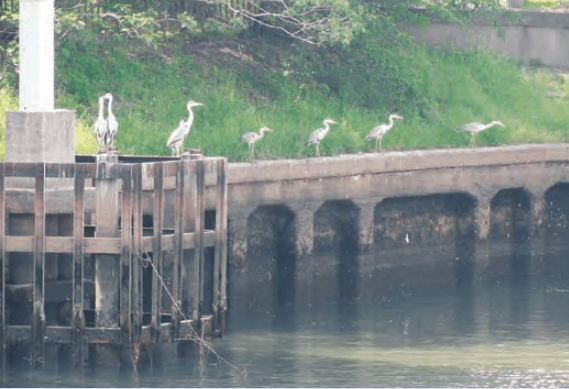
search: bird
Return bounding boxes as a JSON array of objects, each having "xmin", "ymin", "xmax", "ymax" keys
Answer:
[
  {"xmin": 242, "ymin": 126, "xmax": 273, "ymax": 160},
  {"xmin": 103, "ymin": 92, "xmax": 118, "ymax": 148},
  {"xmin": 306, "ymin": 118, "xmax": 336, "ymax": 157},
  {"xmin": 167, "ymin": 100, "xmax": 204, "ymax": 156},
  {"xmin": 94, "ymin": 95, "xmax": 107, "ymax": 148},
  {"xmin": 458, "ymin": 120, "xmax": 505, "ymax": 148},
  {"xmin": 365, "ymin": 113, "xmax": 403, "ymax": 152}
]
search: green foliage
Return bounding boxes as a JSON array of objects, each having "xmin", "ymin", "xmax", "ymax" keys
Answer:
[
  {"xmin": 523, "ymin": 0, "xmax": 559, "ymax": 8},
  {"xmin": 0, "ymin": 87, "xmax": 17, "ymax": 161}
]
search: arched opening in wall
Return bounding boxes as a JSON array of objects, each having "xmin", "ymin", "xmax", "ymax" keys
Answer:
[
  {"xmin": 490, "ymin": 189, "xmax": 531, "ymax": 284},
  {"xmin": 544, "ymin": 184, "xmax": 569, "ymax": 286},
  {"xmin": 314, "ymin": 200, "xmax": 360, "ymax": 318},
  {"xmin": 373, "ymin": 193, "xmax": 476, "ymax": 294},
  {"xmin": 246, "ymin": 205, "xmax": 296, "ymax": 327}
]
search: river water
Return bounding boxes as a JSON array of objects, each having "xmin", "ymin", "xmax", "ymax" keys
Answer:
[{"xmin": 5, "ymin": 267, "xmax": 569, "ymax": 387}]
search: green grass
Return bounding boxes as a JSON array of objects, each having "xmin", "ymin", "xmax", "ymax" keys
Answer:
[{"xmin": 2, "ymin": 25, "xmax": 569, "ymax": 161}]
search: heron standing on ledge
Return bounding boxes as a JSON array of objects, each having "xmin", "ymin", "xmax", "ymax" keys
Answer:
[
  {"xmin": 103, "ymin": 92, "xmax": 118, "ymax": 148},
  {"xmin": 242, "ymin": 126, "xmax": 273, "ymax": 160},
  {"xmin": 365, "ymin": 113, "xmax": 403, "ymax": 152},
  {"xmin": 94, "ymin": 95, "xmax": 107, "ymax": 147},
  {"xmin": 458, "ymin": 120, "xmax": 504, "ymax": 148},
  {"xmin": 167, "ymin": 100, "xmax": 204, "ymax": 156},
  {"xmin": 307, "ymin": 118, "xmax": 336, "ymax": 157}
]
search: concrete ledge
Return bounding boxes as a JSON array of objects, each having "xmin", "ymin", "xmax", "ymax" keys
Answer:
[
  {"xmin": 228, "ymin": 144, "xmax": 569, "ymax": 184},
  {"xmin": 5, "ymin": 110, "xmax": 75, "ymax": 163}
]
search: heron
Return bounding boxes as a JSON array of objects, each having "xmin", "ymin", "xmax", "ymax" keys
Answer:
[
  {"xmin": 307, "ymin": 118, "xmax": 336, "ymax": 157},
  {"xmin": 458, "ymin": 120, "xmax": 505, "ymax": 148},
  {"xmin": 103, "ymin": 92, "xmax": 118, "ymax": 147},
  {"xmin": 94, "ymin": 95, "xmax": 107, "ymax": 147},
  {"xmin": 365, "ymin": 113, "xmax": 403, "ymax": 152},
  {"xmin": 242, "ymin": 126, "xmax": 273, "ymax": 160},
  {"xmin": 166, "ymin": 100, "xmax": 204, "ymax": 156}
]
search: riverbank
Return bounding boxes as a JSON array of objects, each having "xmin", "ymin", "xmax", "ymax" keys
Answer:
[{"xmin": 1, "ymin": 17, "xmax": 569, "ymax": 161}]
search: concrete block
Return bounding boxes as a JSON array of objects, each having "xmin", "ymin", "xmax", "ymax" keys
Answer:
[{"xmin": 5, "ymin": 110, "xmax": 75, "ymax": 163}]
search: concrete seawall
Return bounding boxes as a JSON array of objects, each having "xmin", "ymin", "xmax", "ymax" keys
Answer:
[
  {"xmin": 226, "ymin": 144, "xmax": 569, "ymax": 320},
  {"xmin": 405, "ymin": 8, "xmax": 569, "ymax": 70}
]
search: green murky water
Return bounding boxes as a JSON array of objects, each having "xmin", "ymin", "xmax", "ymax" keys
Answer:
[{"xmin": 5, "ymin": 273, "xmax": 569, "ymax": 387}]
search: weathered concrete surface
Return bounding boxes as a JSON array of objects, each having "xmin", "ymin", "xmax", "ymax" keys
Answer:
[
  {"xmin": 227, "ymin": 144, "xmax": 569, "ymax": 318},
  {"xmin": 5, "ymin": 110, "xmax": 75, "ymax": 163},
  {"xmin": 404, "ymin": 8, "xmax": 569, "ymax": 70}
]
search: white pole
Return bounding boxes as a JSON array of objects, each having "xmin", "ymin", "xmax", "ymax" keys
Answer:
[{"xmin": 19, "ymin": 0, "xmax": 55, "ymax": 111}]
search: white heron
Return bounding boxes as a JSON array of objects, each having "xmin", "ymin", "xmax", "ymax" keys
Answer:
[
  {"xmin": 94, "ymin": 95, "xmax": 107, "ymax": 147},
  {"xmin": 242, "ymin": 126, "xmax": 273, "ymax": 160},
  {"xmin": 103, "ymin": 92, "xmax": 118, "ymax": 147},
  {"xmin": 458, "ymin": 120, "xmax": 504, "ymax": 148},
  {"xmin": 307, "ymin": 118, "xmax": 336, "ymax": 157},
  {"xmin": 166, "ymin": 100, "xmax": 204, "ymax": 156},
  {"xmin": 365, "ymin": 113, "xmax": 403, "ymax": 152}
]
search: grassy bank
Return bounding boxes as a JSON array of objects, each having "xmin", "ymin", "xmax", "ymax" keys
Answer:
[{"xmin": 1, "ymin": 23, "xmax": 568, "ymax": 161}]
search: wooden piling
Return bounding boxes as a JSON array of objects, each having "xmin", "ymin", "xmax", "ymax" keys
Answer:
[
  {"xmin": 0, "ymin": 163, "xmax": 5, "ymax": 381},
  {"xmin": 32, "ymin": 163, "xmax": 45, "ymax": 366},
  {"xmin": 131, "ymin": 164, "xmax": 143, "ymax": 365},
  {"xmin": 152, "ymin": 163, "xmax": 164, "ymax": 342},
  {"xmin": 72, "ymin": 164, "xmax": 87, "ymax": 366},
  {"xmin": 120, "ymin": 165, "xmax": 132, "ymax": 366},
  {"xmin": 195, "ymin": 160, "xmax": 205, "ymax": 313},
  {"xmin": 214, "ymin": 159, "xmax": 228, "ymax": 333}
]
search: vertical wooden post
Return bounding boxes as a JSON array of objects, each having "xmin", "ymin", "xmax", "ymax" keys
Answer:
[
  {"xmin": 0, "ymin": 164, "xmax": 5, "ymax": 381},
  {"xmin": 195, "ymin": 160, "xmax": 205, "ymax": 314},
  {"xmin": 72, "ymin": 164, "xmax": 86, "ymax": 366},
  {"xmin": 152, "ymin": 163, "xmax": 164, "ymax": 342},
  {"xmin": 214, "ymin": 159, "xmax": 228, "ymax": 333},
  {"xmin": 131, "ymin": 164, "xmax": 143, "ymax": 365},
  {"xmin": 32, "ymin": 162, "xmax": 45, "ymax": 366},
  {"xmin": 184, "ymin": 160, "xmax": 199, "ymax": 321},
  {"xmin": 95, "ymin": 160, "xmax": 120, "ymax": 365},
  {"xmin": 120, "ymin": 165, "xmax": 132, "ymax": 366},
  {"xmin": 174, "ymin": 161, "xmax": 185, "ymax": 326},
  {"xmin": 529, "ymin": 193, "xmax": 545, "ymax": 272},
  {"xmin": 358, "ymin": 199, "xmax": 378, "ymax": 247}
]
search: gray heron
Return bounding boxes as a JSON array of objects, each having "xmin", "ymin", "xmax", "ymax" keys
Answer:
[
  {"xmin": 94, "ymin": 95, "xmax": 107, "ymax": 147},
  {"xmin": 365, "ymin": 113, "xmax": 403, "ymax": 152},
  {"xmin": 103, "ymin": 92, "xmax": 118, "ymax": 147},
  {"xmin": 458, "ymin": 120, "xmax": 504, "ymax": 148},
  {"xmin": 307, "ymin": 118, "xmax": 336, "ymax": 157},
  {"xmin": 242, "ymin": 126, "xmax": 273, "ymax": 160},
  {"xmin": 166, "ymin": 100, "xmax": 204, "ymax": 156}
]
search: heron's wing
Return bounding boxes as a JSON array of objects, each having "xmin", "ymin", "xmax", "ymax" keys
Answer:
[
  {"xmin": 107, "ymin": 114, "xmax": 119, "ymax": 134},
  {"xmin": 167, "ymin": 126, "xmax": 185, "ymax": 148},
  {"xmin": 242, "ymin": 132, "xmax": 256, "ymax": 143},
  {"xmin": 458, "ymin": 122, "xmax": 482, "ymax": 132},
  {"xmin": 307, "ymin": 129, "xmax": 322, "ymax": 145}
]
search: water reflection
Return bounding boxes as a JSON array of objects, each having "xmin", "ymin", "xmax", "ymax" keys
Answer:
[{"xmin": 7, "ymin": 272, "xmax": 569, "ymax": 386}]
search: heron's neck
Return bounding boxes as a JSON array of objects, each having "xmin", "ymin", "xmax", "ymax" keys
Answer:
[
  {"xmin": 186, "ymin": 108, "xmax": 194, "ymax": 127},
  {"xmin": 485, "ymin": 121, "xmax": 499, "ymax": 130},
  {"xmin": 258, "ymin": 129, "xmax": 266, "ymax": 138},
  {"xmin": 388, "ymin": 116, "xmax": 395, "ymax": 129},
  {"xmin": 107, "ymin": 97, "xmax": 113, "ymax": 116},
  {"xmin": 98, "ymin": 100, "xmax": 104, "ymax": 118}
]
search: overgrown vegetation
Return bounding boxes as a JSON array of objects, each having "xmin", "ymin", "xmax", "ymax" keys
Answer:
[{"xmin": 0, "ymin": 0, "xmax": 568, "ymax": 160}]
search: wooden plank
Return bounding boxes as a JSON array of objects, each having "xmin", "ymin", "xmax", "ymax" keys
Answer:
[
  {"xmin": 5, "ymin": 236, "xmax": 34, "ymax": 252},
  {"xmin": 120, "ymin": 165, "xmax": 133, "ymax": 365},
  {"xmin": 84, "ymin": 237, "xmax": 121, "ymax": 254},
  {"xmin": 211, "ymin": 161, "xmax": 220, "ymax": 326},
  {"xmin": 4, "ymin": 162, "xmax": 37, "ymax": 178},
  {"xmin": 72, "ymin": 164, "xmax": 86, "ymax": 366},
  {"xmin": 5, "ymin": 325, "xmax": 32, "ymax": 343},
  {"xmin": 217, "ymin": 158, "xmax": 228, "ymax": 332},
  {"xmin": 45, "ymin": 163, "xmax": 75, "ymax": 178},
  {"xmin": 32, "ymin": 163, "xmax": 45, "ymax": 366},
  {"xmin": 0, "ymin": 164, "xmax": 5, "ymax": 383},
  {"xmin": 152, "ymin": 163, "xmax": 164, "ymax": 341},
  {"xmin": 195, "ymin": 160, "xmax": 205, "ymax": 315},
  {"xmin": 131, "ymin": 164, "xmax": 143, "ymax": 364}
]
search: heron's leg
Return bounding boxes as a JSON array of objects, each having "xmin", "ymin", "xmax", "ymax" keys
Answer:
[
  {"xmin": 379, "ymin": 136, "xmax": 383, "ymax": 152},
  {"xmin": 316, "ymin": 143, "xmax": 320, "ymax": 157},
  {"xmin": 471, "ymin": 133, "xmax": 475, "ymax": 149},
  {"xmin": 251, "ymin": 143, "xmax": 255, "ymax": 160}
]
